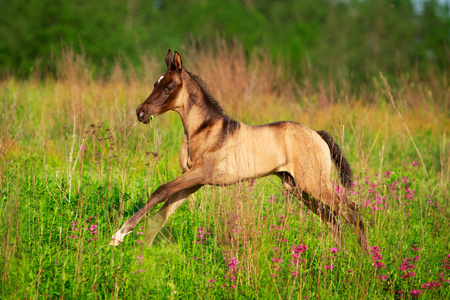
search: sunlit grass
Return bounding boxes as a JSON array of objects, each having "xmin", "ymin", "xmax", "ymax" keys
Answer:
[{"xmin": 0, "ymin": 43, "xmax": 448, "ymax": 298}]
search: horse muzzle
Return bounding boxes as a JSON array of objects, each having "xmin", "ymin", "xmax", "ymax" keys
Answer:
[{"xmin": 136, "ymin": 106, "xmax": 154, "ymax": 124}]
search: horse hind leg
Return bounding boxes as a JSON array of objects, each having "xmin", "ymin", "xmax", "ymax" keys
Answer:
[
  {"xmin": 340, "ymin": 197, "xmax": 370, "ymax": 253},
  {"xmin": 277, "ymin": 172, "xmax": 343, "ymax": 250},
  {"xmin": 300, "ymin": 191, "xmax": 343, "ymax": 250},
  {"xmin": 319, "ymin": 188, "xmax": 370, "ymax": 253}
]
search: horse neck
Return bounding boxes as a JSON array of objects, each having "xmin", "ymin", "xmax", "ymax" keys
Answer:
[{"xmin": 174, "ymin": 78, "xmax": 223, "ymax": 137}]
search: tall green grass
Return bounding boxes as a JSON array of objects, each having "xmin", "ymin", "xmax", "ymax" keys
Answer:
[{"xmin": 0, "ymin": 43, "xmax": 449, "ymax": 299}]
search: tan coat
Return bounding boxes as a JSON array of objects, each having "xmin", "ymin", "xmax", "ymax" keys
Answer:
[{"xmin": 110, "ymin": 50, "xmax": 369, "ymax": 253}]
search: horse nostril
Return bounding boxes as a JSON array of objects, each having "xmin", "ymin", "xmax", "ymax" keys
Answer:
[{"xmin": 139, "ymin": 110, "xmax": 145, "ymax": 119}]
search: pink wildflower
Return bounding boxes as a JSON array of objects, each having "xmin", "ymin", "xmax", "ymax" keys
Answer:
[
  {"xmin": 438, "ymin": 273, "xmax": 449, "ymax": 283},
  {"xmin": 442, "ymin": 254, "xmax": 450, "ymax": 270},
  {"xmin": 89, "ymin": 224, "xmax": 98, "ymax": 234},
  {"xmin": 227, "ymin": 257, "xmax": 238, "ymax": 269},
  {"xmin": 370, "ymin": 246, "xmax": 385, "ymax": 269},
  {"xmin": 194, "ymin": 226, "xmax": 210, "ymax": 244},
  {"xmin": 400, "ymin": 261, "xmax": 415, "ymax": 270},
  {"xmin": 271, "ymin": 257, "xmax": 282, "ymax": 263},
  {"xmin": 402, "ymin": 272, "xmax": 416, "ymax": 279},
  {"xmin": 422, "ymin": 281, "xmax": 441, "ymax": 290},
  {"xmin": 289, "ymin": 244, "xmax": 308, "ymax": 266},
  {"xmin": 292, "ymin": 244, "xmax": 308, "ymax": 254}
]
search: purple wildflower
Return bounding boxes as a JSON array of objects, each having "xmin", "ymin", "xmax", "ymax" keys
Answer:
[
  {"xmin": 370, "ymin": 246, "xmax": 385, "ymax": 269},
  {"xmin": 193, "ymin": 226, "xmax": 210, "ymax": 244},
  {"xmin": 410, "ymin": 289, "xmax": 422, "ymax": 298},
  {"xmin": 422, "ymin": 281, "xmax": 441, "ymax": 290},
  {"xmin": 227, "ymin": 257, "xmax": 238, "ymax": 269}
]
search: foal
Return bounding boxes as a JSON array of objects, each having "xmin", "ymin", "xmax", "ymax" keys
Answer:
[{"xmin": 110, "ymin": 50, "xmax": 370, "ymax": 253}]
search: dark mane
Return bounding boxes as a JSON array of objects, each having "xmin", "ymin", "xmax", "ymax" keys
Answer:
[{"xmin": 185, "ymin": 70, "xmax": 226, "ymax": 117}]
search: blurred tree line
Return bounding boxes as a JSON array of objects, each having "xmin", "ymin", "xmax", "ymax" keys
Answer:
[{"xmin": 1, "ymin": 0, "xmax": 449, "ymax": 85}]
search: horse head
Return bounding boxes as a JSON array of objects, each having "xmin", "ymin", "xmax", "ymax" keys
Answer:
[{"xmin": 136, "ymin": 49, "xmax": 186, "ymax": 123}]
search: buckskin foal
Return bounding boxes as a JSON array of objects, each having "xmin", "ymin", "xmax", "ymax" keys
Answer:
[{"xmin": 109, "ymin": 50, "xmax": 370, "ymax": 253}]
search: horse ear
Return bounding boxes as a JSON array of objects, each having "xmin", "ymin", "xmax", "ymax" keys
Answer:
[
  {"xmin": 173, "ymin": 51, "xmax": 182, "ymax": 72},
  {"xmin": 165, "ymin": 49, "xmax": 173, "ymax": 69}
]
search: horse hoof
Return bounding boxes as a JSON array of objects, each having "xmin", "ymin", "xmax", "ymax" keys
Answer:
[{"xmin": 109, "ymin": 239, "xmax": 122, "ymax": 246}]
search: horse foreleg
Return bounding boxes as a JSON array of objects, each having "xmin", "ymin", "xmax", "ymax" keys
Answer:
[
  {"xmin": 109, "ymin": 191, "xmax": 167, "ymax": 245},
  {"xmin": 109, "ymin": 167, "xmax": 206, "ymax": 246},
  {"xmin": 145, "ymin": 186, "xmax": 201, "ymax": 246}
]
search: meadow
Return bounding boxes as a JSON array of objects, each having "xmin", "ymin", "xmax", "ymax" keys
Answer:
[{"xmin": 0, "ymin": 44, "xmax": 449, "ymax": 299}]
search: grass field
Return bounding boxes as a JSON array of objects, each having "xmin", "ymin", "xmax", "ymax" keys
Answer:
[{"xmin": 0, "ymin": 45, "xmax": 449, "ymax": 299}]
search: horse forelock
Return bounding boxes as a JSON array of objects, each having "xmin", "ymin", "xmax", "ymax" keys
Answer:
[{"xmin": 185, "ymin": 70, "xmax": 226, "ymax": 117}]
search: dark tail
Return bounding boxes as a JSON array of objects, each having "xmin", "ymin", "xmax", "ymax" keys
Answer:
[{"xmin": 317, "ymin": 130, "xmax": 353, "ymax": 189}]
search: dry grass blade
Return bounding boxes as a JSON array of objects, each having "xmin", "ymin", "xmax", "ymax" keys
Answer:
[
  {"xmin": 380, "ymin": 72, "xmax": 430, "ymax": 182},
  {"xmin": 380, "ymin": 72, "xmax": 427, "ymax": 247}
]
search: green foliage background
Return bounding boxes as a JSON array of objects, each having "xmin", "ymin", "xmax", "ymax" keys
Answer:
[{"xmin": 1, "ymin": 0, "xmax": 449, "ymax": 84}]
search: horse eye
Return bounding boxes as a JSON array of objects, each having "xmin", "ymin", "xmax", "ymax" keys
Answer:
[{"xmin": 165, "ymin": 87, "xmax": 174, "ymax": 93}]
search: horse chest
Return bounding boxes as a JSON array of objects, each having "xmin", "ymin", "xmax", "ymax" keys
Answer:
[
  {"xmin": 186, "ymin": 154, "xmax": 194, "ymax": 169},
  {"xmin": 179, "ymin": 136, "xmax": 197, "ymax": 171}
]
